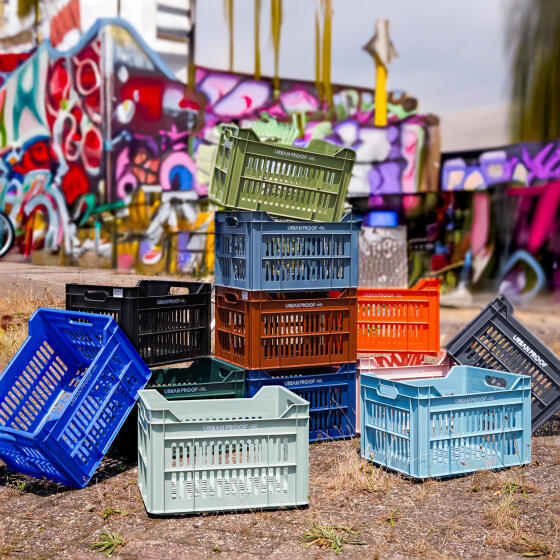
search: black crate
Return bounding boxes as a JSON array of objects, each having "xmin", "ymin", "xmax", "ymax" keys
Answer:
[
  {"xmin": 66, "ymin": 280, "xmax": 211, "ymax": 367},
  {"xmin": 446, "ymin": 296, "xmax": 560, "ymax": 432}
]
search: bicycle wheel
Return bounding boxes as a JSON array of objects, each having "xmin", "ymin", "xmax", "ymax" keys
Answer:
[{"xmin": 0, "ymin": 211, "xmax": 15, "ymax": 258}]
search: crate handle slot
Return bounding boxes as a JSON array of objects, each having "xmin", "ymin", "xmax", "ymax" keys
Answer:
[
  {"xmin": 68, "ymin": 318, "xmax": 93, "ymax": 327},
  {"xmin": 376, "ymin": 384, "xmax": 399, "ymax": 399},
  {"xmin": 224, "ymin": 291, "xmax": 239, "ymax": 304},
  {"xmin": 225, "ymin": 216, "xmax": 239, "ymax": 227},
  {"xmin": 485, "ymin": 375, "xmax": 507, "ymax": 388},
  {"xmin": 136, "ymin": 280, "xmax": 209, "ymax": 296},
  {"xmin": 84, "ymin": 290, "xmax": 109, "ymax": 302}
]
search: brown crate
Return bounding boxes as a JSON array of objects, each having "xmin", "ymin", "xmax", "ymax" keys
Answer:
[{"xmin": 215, "ymin": 287, "xmax": 357, "ymax": 370}]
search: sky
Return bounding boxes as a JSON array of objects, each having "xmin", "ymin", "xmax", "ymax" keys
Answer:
[{"xmin": 196, "ymin": 0, "xmax": 514, "ymax": 151}]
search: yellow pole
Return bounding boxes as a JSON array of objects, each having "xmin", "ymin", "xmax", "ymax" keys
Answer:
[
  {"xmin": 374, "ymin": 58, "xmax": 388, "ymax": 126},
  {"xmin": 321, "ymin": 0, "xmax": 333, "ymax": 108},
  {"xmin": 254, "ymin": 0, "xmax": 261, "ymax": 79}
]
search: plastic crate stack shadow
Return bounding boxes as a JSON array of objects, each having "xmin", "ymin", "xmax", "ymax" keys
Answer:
[
  {"xmin": 210, "ymin": 128, "xmax": 360, "ymax": 442},
  {"xmin": 0, "ymin": 309, "xmax": 151, "ymax": 488},
  {"xmin": 446, "ymin": 295, "xmax": 560, "ymax": 432}
]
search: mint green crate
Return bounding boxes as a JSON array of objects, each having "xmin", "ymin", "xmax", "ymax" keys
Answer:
[
  {"xmin": 138, "ymin": 386, "xmax": 309, "ymax": 515},
  {"xmin": 209, "ymin": 125, "xmax": 355, "ymax": 222}
]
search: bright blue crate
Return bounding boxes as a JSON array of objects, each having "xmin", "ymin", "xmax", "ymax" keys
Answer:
[
  {"xmin": 0, "ymin": 308, "xmax": 151, "ymax": 488},
  {"xmin": 215, "ymin": 211, "xmax": 360, "ymax": 291},
  {"xmin": 360, "ymin": 366, "xmax": 531, "ymax": 479},
  {"xmin": 245, "ymin": 363, "xmax": 356, "ymax": 441}
]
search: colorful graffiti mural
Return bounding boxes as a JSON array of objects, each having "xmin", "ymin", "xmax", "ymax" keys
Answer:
[
  {"xmin": 0, "ymin": 18, "xmax": 209, "ymax": 274},
  {"xmin": 193, "ymin": 67, "xmax": 441, "ymax": 197},
  {"xmin": 441, "ymin": 140, "xmax": 560, "ymax": 191}
]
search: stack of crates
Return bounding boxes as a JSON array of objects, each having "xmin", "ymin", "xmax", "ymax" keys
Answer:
[{"xmin": 210, "ymin": 124, "xmax": 360, "ymax": 442}]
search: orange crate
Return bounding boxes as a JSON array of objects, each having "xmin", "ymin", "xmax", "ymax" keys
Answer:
[
  {"xmin": 215, "ymin": 287, "xmax": 357, "ymax": 370},
  {"xmin": 357, "ymin": 279, "xmax": 440, "ymax": 354}
]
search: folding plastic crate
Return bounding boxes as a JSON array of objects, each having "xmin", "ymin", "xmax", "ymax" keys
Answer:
[
  {"xmin": 138, "ymin": 386, "xmax": 309, "ymax": 515},
  {"xmin": 357, "ymin": 279, "xmax": 440, "ymax": 354},
  {"xmin": 245, "ymin": 363, "xmax": 356, "ymax": 442},
  {"xmin": 215, "ymin": 286, "xmax": 357, "ymax": 370},
  {"xmin": 214, "ymin": 211, "xmax": 360, "ymax": 291},
  {"xmin": 66, "ymin": 280, "xmax": 211, "ymax": 367},
  {"xmin": 446, "ymin": 296, "xmax": 560, "ymax": 432},
  {"xmin": 361, "ymin": 366, "xmax": 531, "ymax": 479},
  {"xmin": 0, "ymin": 308, "xmax": 151, "ymax": 488},
  {"xmin": 209, "ymin": 125, "xmax": 355, "ymax": 222},
  {"xmin": 111, "ymin": 358, "xmax": 246, "ymax": 459}
]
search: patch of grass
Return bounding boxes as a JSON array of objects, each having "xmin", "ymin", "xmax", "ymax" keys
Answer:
[
  {"xmin": 13, "ymin": 481, "xmax": 27, "ymax": 494},
  {"xmin": 100, "ymin": 508, "xmax": 129, "ymax": 519},
  {"xmin": 299, "ymin": 523, "xmax": 366, "ymax": 554},
  {"xmin": 90, "ymin": 531, "xmax": 125, "ymax": 557},
  {"xmin": 384, "ymin": 507, "xmax": 400, "ymax": 528},
  {"xmin": 212, "ymin": 544, "xmax": 222, "ymax": 553}
]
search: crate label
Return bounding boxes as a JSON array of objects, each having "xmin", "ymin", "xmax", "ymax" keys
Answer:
[
  {"xmin": 163, "ymin": 386, "xmax": 207, "ymax": 395},
  {"xmin": 156, "ymin": 298, "xmax": 186, "ymax": 305},
  {"xmin": 511, "ymin": 335, "xmax": 548, "ymax": 368},
  {"xmin": 285, "ymin": 377, "xmax": 323, "ymax": 386},
  {"xmin": 273, "ymin": 148, "xmax": 316, "ymax": 162},
  {"xmin": 203, "ymin": 423, "xmax": 258, "ymax": 431},
  {"xmin": 113, "ymin": 288, "xmax": 124, "ymax": 298},
  {"xmin": 242, "ymin": 291, "xmax": 248, "ymax": 300},
  {"xmin": 286, "ymin": 225, "xmax": 326, "ymax": 231},
  {"xmin": 285, "ymin": 302, "xmax": 324, "ymax": 309},
  {"xmin": 454, "ymin": 396, "xmax": 488, "ymax": 404}
]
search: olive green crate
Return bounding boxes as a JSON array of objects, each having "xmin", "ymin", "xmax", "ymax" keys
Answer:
[
  {"xmin": 209, "ymin": 125, "xmax": 355, "ymax": 222},
  {"xmin": 138, "ymin": 386, "xmax": 310, "ymax": 515},
  {"xmin": 148, "ymin": 357, "xmax": 245, "ymax": 400}
]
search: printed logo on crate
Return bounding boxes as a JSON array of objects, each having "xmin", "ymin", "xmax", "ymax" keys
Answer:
[
  {"xmin": 511, "ymin": 335, "xmax": 548, "ymax": 368},
  {"xmin": 286, "ymin": 225, "xmax": 326, "ymax": 231},
  {"xmin": 284, "ymin": 302, "xmax": 324, "ymax": 309},
  {"xmin": 273, "ymin": 148, "xmax": 316, "ymax": 162},
  {"xmin": 203, "ymin": 423, "xmax": 258, "ymax": 431},
  {"xmin": 156, "ymin": 298, "xmax": 186, "ymax": 305},
  {"xmin": 454, "ymin": 396, "xmax": 488, "ymax": 404},
  {"xmin": 163, "ymin": 386, "xmax": 208, "ymax": 395},
  {"xmin": 284, "ymin": 377, "xmax": 324, "ymax": 387}
]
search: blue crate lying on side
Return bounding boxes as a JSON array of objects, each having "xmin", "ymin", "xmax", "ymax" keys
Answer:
[
  {"xmin": 360, "ymin": 365, "xmax": 531, "ymax": 479},
  {"xmin": 0, "ymin": 308, "xmax": 151, "ymax": 488},
  {"xmin": 246, "ymin": 363, "xmax": 356, "ymax": 442},
  {"xmin": 215, "ymin": 211, "xmax": 360, "ymax": 291}
]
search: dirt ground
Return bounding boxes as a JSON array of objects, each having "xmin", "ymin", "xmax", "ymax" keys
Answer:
[{"xmin": 0, "ymin": 268, "xmax": 559, "ymax": 559}]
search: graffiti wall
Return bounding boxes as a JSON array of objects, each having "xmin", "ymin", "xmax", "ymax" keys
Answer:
[
  {"xmin": 0, "ymin": 18, "xmax": 211, "ymax": 275},
  {"xmin": 441, "ymin": 140, "xmax": 560, "ymax": 191},
  {"xmin": 193, "ymin": 67, "xmax": 441, "ymax": 197}
]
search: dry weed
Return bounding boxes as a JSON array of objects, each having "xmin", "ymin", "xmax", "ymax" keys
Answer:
[
  {"xmin": 316, "ymin": 443, "xmax": 402, "ymax": 497},
  {"xmin": 0, "ymin": 287, "xmax": 63, "ymax": 369}
]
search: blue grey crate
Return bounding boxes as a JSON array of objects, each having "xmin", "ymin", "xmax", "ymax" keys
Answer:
[
  {"xmin": 361, "ymin": 365, "xmax": 532, "ymax": 479},
  {"xmin": 214, "ymin": 211, "xmax": 360, "ymax": 291}
]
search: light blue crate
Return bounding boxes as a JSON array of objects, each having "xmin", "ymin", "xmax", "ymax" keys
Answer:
[
  {"xmin": 360, "ymin": 366, "xmax": 532, "ymax": 479},
  {"xmin": 214, "ymin": 211, "xmax": 360, "ymax": 291},
  {"xmin": 138, "ymin": 385, "xmax": 309, "ymax": 515}
]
